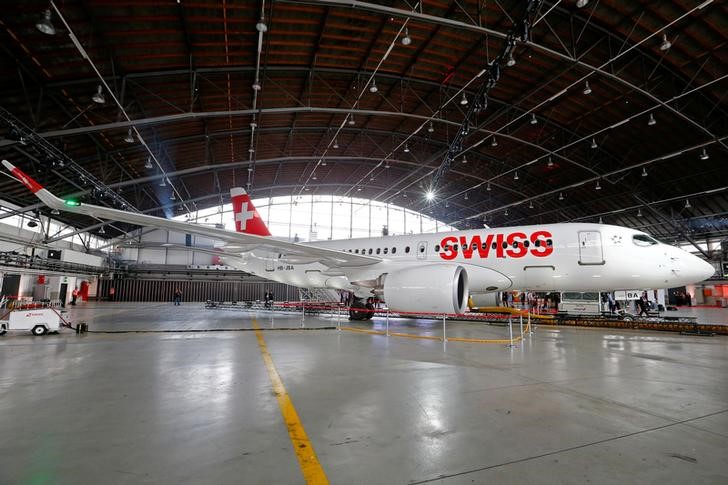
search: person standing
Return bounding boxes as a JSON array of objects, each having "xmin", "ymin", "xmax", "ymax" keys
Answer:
[
  {"xmin": 173, "ymin": 287, "xmax": 182, "ymax": 306},
  {"xmin": 71, "ymin": 287, "xmax": 79, "ymax": 306},
  {"xmin": 109, "ymin": 286, "xmax": 116, "ymax": 301}
]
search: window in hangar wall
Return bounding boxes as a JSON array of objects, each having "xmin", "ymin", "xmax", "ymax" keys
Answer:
[{"xmin": 172, "ymin": 194, "xmax": 457, "ymax": 242}]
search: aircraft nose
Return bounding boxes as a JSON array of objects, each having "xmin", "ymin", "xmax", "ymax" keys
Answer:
[{"xmin": 687, "ymin": 253, "xmax": 714, "ymax": 282}]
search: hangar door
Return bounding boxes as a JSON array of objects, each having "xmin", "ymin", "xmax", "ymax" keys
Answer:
[{"xmin": 578, "ymin": 231, "xmax": 604, "ymax": 265}]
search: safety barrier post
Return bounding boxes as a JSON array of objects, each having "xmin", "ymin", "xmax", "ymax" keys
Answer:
[
  {"xmin": 337, "ymin": 304, "xmax": 341, "ymax": 331},
  {"xmin": 301, "ymin": 301, "xmax": 305, "ymax": 328},
  {"xmin": 528, "ymin": 311, "xmax": 531, "ymax": 334},
  {"xmin": 385, "ymin": 310, "xmax": 389, "ymax": 336},
  {"xmin": 442, "ymin": 314, "xmax": 447, "ymax": 342},
  {"xmin": 508, "ymin": 316, "xmax": 514, "ymax": 347},
  {"xmin": 520, "ymin": 314, "xmax": 523, "ymax": 338}
]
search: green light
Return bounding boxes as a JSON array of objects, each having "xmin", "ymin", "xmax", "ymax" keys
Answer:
[{"xmin": 64, "ymin": 200, "xmax": 80, "ymax": 206}]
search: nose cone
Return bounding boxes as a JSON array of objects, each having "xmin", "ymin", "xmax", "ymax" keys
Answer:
[{"xmin": 688, "ymin": 254, "xmax": 715, "ymax": 283}]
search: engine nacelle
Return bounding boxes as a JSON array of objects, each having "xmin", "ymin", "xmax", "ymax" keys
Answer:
[{"xmin": 383, "ymin": 264, "xmax": 469, "ymax": 314}]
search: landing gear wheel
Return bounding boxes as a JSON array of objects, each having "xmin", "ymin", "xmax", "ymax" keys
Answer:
[
  {"xmin": 349, "ymin": 300, "xmax": 369, "ymax": 321},
  {"xmin": 364, "ymin": 303, "xmax": 375, "ymax": 320},
  {"xmin": 32, "ymin": 325, "xmax": 47, "ymax": 336}
]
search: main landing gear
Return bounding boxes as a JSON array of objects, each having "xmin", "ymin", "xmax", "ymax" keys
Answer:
[{"xmin": 349, "ymin": 298, "xmax": 375, "ymax": 321}]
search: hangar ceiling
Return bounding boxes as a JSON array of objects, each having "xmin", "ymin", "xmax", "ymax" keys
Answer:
[{"xmin": 0, "ymin": 0, "xmax": 726, "ymax": 246}]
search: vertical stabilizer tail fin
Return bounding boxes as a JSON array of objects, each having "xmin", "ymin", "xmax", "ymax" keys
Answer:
[{"xmin": 230, "ymin": 187, "xmax": 271, "ymax": 236}]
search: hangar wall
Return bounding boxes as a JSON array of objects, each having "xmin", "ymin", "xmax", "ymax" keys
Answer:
[{"xmin": 97, "ymin": 279, "xmax": 298, "ymax": 303}]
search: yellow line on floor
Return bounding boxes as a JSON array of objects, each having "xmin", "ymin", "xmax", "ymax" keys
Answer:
[{"xmin": 252, "ymin": 319, "xmax": 329, "ymax": 485}]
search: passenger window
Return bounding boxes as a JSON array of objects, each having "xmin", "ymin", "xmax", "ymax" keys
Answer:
[
  {"xmin": 383, "ymin": 247, "xmax": 388, "ymax": 254},
  {"xmin": 376, "ymin": 248, "xmax": 381, "ymax": 254},
  {"xmin": 435, "ymin": 245, "xmax": 440, "ymax": 251},
  {"xmin": 523, "ymin": 240, "xmax": 530, "ymax": 248},
  {"xmin": 481, "ymin": 242, "xmax": 488, "ymax": 250},
  {"xmin": 512, "ymin": 242, "xmax": 519, "ymax": 248},
  {"xmin": 419, "ymin": 246, "xmax": 425, "ymax": 253},
  {"xmin": 547, "ymin": 239, "xmax": 553, "ymax": 247},
  {"xmin": 502, "ymin": 241, "xmax": 508, "ymax": 249},
  {"xmin": 392, "ymin": 247, "xmax": 397, "ymax": 254},
  {"xmin": 355, "ymin": 249, "xmax": 359, "ymax": 254},
  {"xmin": 454, "ymin": 244, "xmax": 459, "ymax": 251},
  {"xmin": 534, "ymin": 240, "xmax": 541, "ymax": 247},
  {"xmin": 368, "ymin": 248, "xmax": 373, "ymax": 255},
  {"xmin": 405, "ymin": 246, "xmax": 410, "ymax": 253}
]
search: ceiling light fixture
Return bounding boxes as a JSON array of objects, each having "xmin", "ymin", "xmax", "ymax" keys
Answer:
[
  {"xmin": 648, "ymin": 113, "xmax": 656, "ymax": 126},
  {"xmin": 348, "ymin": 115, "xmax": 355, "ymax": 126},
  {"xmin": 660, "ymin": 33, "xmax": 671, "ymax": 51},
  {"xmin": 425, "ymin": 190, "xmax": 435, "ymax": 201},
  {"xmin": 369, "ymin": 79, "xmax": 378, "ymax": 93},
  {"xmin": 385, "ymin": 162, "xmax": 390, "ymax": 169},
  {"xmin": 558, "ymin": 192, "xmax": 564, "ymax": 201},
  {"xmin": 529, "ymin": 201, "xmax": 534, "ymax": 209},
  {"xmin": 252, "ymin": 81, "xmax": 261, "ymax": 91},
  {"xmin": 583, "ymin": 81, "xmax": 592, "ymax": 95},
  {"xmin": 256, "ymin": 19, "xmax": 268, "ymax": 33},
  {"xmin": 464, "ymin": 192, "xmax": 469, "ymax": 200},
  {"xmin": 514, "ymin": 171, "xmax": 519, "ymax": 180},
  {"xmin": 684, "ymin": 199, "xmax": 691, "ymax": 209},
  {"xmin": 700, "ymin": 148, "xmax": 709, "ymax": 160},
  {"xmin": 530, "ymin": 113, "xmax": 538, "ymax": 124},
  {"xmin": 637, "ymin": 208, "xmax": 642, "ymax": 217},
  {"xmin": 403, "ymin": 143, "xmax": 410, "ymax": 153},
  {"xmin": 590, "ymin": 137, "xmax": 598, "ymax": 149},
  {"xmin": 170, "ymin": 193, "xmax": 176, "ymax": 201},
  {"xmin": 92, "ymin": 85, "xmax": 105, "ymax": 104},
  {"xmin": 506, "ymin": 53, "xmax": 516, "ymax": 67},
  {"xmin": 321, "ymin": 160, "xmax": 327, "ymax": 166},
  {"xmin": 461, "ymin": 155, "xmax": 467, "ymax": 164},
  {"xmin": 98, "ymin": 226, "xmax": 106, "ymax": 235},
  {"xmin": 51, "ymin": 208, "xmax": 60, "ymax": 215},
  {"xmin": 124, "ymin": 128, "xmax": 135, "ymax": 143},
  {"xmin": 547, "ymin": 156, "xmax": 554, "ymax": 167},
  {"xmin": 576, "ymin": 0, "xmax": 589, "ymax": 8},
  {"xmin": 333, "ymin": 139, "xmax": 339, "ymax": 149},
  {"xmin": 159, "ymin": 178, "xmax": 167, "ymax": 187},
  {"xmin": 595, "ymin": 180, "xmax": 601, "ymax": 190},
  {"xmin": 504, "ymin": 209, "xmax": 509, "ymax": 216},
  {"xmin": 486, "ymin": 183, "xmax": 491, "ymax": 191},
  {"xmin": 460, "ymin": 93, "xmax": 468, "ymax": 105},
  {"xmin": 641, "ymin": 167, "xmax": 648, "ymax": 177},
  {"xmin": 428, "ymin": 121, "xmax": 435, "ymax": 133},
  {"xmin": 491, "ymin": 136, "xmax": 498, "ymax": 147},
  {"xmin": 144, "ymin": 157, "xmax": 153, "ymax": 169},
  {"xmin": 401, "ymin": 28, "xmax": 412, "ymax": 46},
  {"xmin": 36, "ymin": 8, "xmax": 56, "ymax": 35}
]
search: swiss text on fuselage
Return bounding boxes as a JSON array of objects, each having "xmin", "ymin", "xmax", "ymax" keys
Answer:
[{"xmin": 438, "ymin": 231, "xmax": 554, "ymax": 260}]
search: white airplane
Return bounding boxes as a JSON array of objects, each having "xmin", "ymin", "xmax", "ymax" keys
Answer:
[{"xmin": 3, "ymin": 160, "xmax": 714, "ymax": 319}]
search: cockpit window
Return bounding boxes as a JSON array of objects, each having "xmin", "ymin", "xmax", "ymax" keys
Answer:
[{"xmin": 633, "ymin": 234, "xmax": 658, "ymax": 246}]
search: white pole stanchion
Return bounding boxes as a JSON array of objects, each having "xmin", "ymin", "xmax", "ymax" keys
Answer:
[
  {"xmin": 301, "ymin": 301, "xmax": 305, "ymax": 328},
  {"xmin": 508, "ymin": 316, "xmax": 514, "ymax": 346},
  {"xmin": 386, "ymin": 310, "xmax": 389, "ymax": 336},
  {"xmin": 528, "ymin": 311, "xmax": 531, "ymax": 335},
  {"xmin": 443, "ymin": 314, "xmax": 447, "ymax": 342},
  {"xmin": 520, "ymin": 314, "xmax": 523, "ymax": 338}
]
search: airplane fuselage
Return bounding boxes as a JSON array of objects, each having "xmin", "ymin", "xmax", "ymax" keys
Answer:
[{"xmin": 223, "ymin": 223, "xmax": 713, "ymax": 297}]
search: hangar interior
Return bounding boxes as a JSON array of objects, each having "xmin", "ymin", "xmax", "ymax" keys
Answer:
[{"xmin": 1, "ymin": 1, "xmax": 727, "ymax": 483}]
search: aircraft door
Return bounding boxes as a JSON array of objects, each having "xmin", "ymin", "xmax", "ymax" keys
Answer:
[
  {"xmin": 578, "ymin": 231, "xmax": 604, "ymax": 265},
  {"xmin": 416, "ymin": 241, "xmax": 427, "ymax": 260}
]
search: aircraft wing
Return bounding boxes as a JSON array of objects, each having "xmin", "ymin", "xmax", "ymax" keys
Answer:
[{"xmin": 2, "ymin": 160, "xmax": 381, "ymax": 268}]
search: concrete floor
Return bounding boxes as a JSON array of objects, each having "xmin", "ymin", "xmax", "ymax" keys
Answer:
[{"xmin": 1, "ymin": 302, "xmax": 727, "ymax": 484}]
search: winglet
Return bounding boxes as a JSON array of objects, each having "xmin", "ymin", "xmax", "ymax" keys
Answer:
[
  {"xmin": 2, "ymin": 159, "xmax": 44, "ymax": 193},
  {"xmin": 230, "ymin": 187, "xmax": 271, "ymax": 236}
]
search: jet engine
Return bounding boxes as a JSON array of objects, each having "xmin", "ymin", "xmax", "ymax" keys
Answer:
[{"xmin": 382, "ymin": 264, "xmax": 469, "ymax": 314}]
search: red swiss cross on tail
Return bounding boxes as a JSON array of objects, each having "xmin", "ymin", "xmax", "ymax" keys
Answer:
[{"xmin": 230, "ymin": 187, "xmax": 271, "ymax": 236}]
